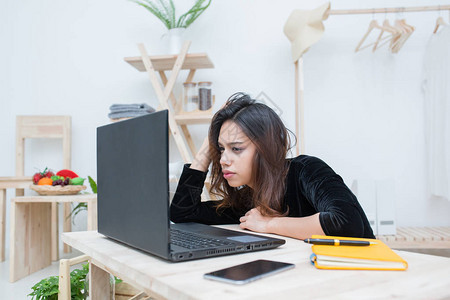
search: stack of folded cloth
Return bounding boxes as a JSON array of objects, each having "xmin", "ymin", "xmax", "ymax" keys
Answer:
[{"xmin": 108, "ymin": 103, "xmax": 155, "ymax": 120}]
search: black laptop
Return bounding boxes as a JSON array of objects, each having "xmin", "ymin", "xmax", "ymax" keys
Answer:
[{"xmin": 96, "ymin": 110, "xmax": 285, "ymax": 262}]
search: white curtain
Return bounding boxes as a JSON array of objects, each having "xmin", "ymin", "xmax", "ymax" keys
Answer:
[{"xmin": 422, "ymin": 25, "xmax": 450, "ymax": 201}]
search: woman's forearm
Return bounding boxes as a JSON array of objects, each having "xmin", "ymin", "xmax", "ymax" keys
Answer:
[
  {"xmin": 190, "ymin": 137, "xmax": 211, "ymax": 172},
  {"xmin": 267, "ymin": 213, "xmax": 325, "ymax": 240}
]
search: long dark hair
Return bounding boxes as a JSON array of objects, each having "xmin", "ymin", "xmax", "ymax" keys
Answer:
[{"xmin": 209, "ymin": 93, "xmax": 291, "ymax": 216}]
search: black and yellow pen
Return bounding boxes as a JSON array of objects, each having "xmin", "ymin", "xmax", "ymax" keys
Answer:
[{"xmin": 304, "ymin": 238, "xmax": 376, "ymax": 246}]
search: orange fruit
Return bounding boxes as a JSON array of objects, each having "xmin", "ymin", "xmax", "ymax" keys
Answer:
[{"xmin": 38, "ymin": 177, "xmax": 53, "ymax": 185}]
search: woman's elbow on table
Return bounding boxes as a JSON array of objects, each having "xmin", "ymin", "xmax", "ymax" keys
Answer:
[{"xmin": 319, "ymin": 209, "xmax": 365, "ymax": 238}]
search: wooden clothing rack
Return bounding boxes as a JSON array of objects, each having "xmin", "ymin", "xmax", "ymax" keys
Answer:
[
  {"xmin": 329, "ymin": 5, "xmax": 450, "ymax": 15},
  {"xmin": 294, "ymin": 4, "xmax": 449, "ymax": 155}
]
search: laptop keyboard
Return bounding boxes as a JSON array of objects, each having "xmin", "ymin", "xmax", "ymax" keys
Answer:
[{"xmin": 170, "ymin": 229, "xmax": 233, "ymax": 249}]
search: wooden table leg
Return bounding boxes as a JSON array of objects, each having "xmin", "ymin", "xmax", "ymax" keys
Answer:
[
  {"xmin": 87, "ymin": 198, "xmax": 98, "ymax": 231},
  {"xmin": 10, "ymin": 201, "xmax": 52, "ymax": 282},
  {"xmin": 51, "ymin": 202, "xmax": 59, "ymax": 261},
  {"xmin": 89, "ymin": 261, "xmax": 112, "ymax": 300},
  {"xmin": 58, "ymin": 259, "xmax": 71, "ymax": 300},
  {"xmin": 0, "ymin": 189, "xmax": 5, "ymax": 262},
  {"xmin": 63, "ymin": 202, "xmax": 72, "ymax": 253}
]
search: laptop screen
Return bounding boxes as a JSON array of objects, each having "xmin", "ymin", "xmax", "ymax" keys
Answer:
[{"xmin": 97, "ymin": 110, "xmax": 171, "ymax": 259}]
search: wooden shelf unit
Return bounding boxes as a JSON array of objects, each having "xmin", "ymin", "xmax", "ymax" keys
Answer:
[
  {"xmin": 124, "ymin": 41, "xmax": 214, "ymax": 163},
  {"xmin": 174, "ymin": 113, "xmax": 213, "ymax": 125},
  {"xmin": 124, "ymin": 53, "xmax": 214, "ymax": 72}
]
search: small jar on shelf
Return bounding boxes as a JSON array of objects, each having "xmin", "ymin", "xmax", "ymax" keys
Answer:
[
  {"xmin": 182, "ymin": 82, "xmax": 198, "ymax": 112},
  {"xmin": 198, "ymin": 81, "xmax": 212, "ymax": 111}
]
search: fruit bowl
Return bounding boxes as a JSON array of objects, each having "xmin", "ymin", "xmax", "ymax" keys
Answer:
[{"xmin": 30, "ymin": 185, "xmax": 86, "ymax": 195}]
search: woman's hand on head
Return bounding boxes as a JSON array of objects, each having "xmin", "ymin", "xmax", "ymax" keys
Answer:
[
  {"xmin": 190, "ymin": 137, "xmax": 211, "ymax": 172},
  {"xmin": 190, "ymin": 101, "xmax": 227, "ymax": 172},
  {"xmin": 239, "ymin": 207, "xmax": 273, "ymax": 233}
]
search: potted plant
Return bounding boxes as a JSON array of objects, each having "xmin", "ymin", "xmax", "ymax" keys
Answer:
[
  {"xmin": 29, "ymin": 263, "xmax": 90, "ymax": 300},
  {"xmin": 131, "ymin": 0, "xmax": 212, "ymax": 53},
  {"xmin": 29, "ymin": 263, "xmax": 123, "ymax": 300}
]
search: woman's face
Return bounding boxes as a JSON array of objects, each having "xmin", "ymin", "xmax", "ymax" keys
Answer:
[{"xmin": 218, "ymin": 120, "xmax": 257, "ymax": 188}]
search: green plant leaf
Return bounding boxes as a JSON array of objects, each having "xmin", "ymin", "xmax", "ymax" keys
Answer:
[
  {"xmin": 68, "ymin": 202, "xmax": 87, "ymax": 224},
  {"xmin": 157, "ymin": 0, "xmax": 175, "ymax": 28},
  {"xmin": 176, "ymin": 0, "xmax": 211, "ymax": 28},
  {"xmin": 131, "ymin": 0, "xmax": 211, "ymax": 29},
  {"xmin": 115, "ymin": 277, "xmax": 123, "ymax": 284},
  {"xmin": 88, "ymin": 176, "xmax": 97, "ymax": 194},
  {"xmin": 131, "ymin": 0, "xmax": 172, "ymax": 29},
  {"xmin": 70, "ymin": 263, "xmax": 89, "ymax": 299},
  {"xmin": 28, "ymin": 276, "xmax": 59, "ymax": 300},
  {"xmin": 68, "ymin": 176, "xmax": 96, "ymax": 225},
  {"xmin": 169, "ymin": 0, "xmax": 176, "ymax": 29}
]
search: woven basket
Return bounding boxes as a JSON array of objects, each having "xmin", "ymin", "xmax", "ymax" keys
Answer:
[{"xmin": 30, "ymin": 184, "xmax": 86, "ymax": 195}]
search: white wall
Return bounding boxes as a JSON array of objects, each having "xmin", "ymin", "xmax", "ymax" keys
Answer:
[{"xmin": 1, "ymin": 0, "xmax": 449, "ymax": 248}]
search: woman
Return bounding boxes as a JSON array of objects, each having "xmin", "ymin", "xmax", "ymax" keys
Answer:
[{"xmin": 170, "ymin": 93, "xmax": 375, "ymax": 239}]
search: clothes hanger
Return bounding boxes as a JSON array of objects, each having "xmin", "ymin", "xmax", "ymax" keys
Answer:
[
  {"xmin": 388, "ymin": 9, "xmax": 414, "ymax": 53},
  {"xmin": 433, "ymin": 16, "xmax": 448, "ymax": 34},
  {"xmin": 372, "ymin": 10, "xmax": 395, "ymax": 52},
  {"xmin": 371, "ymin": 10, "xmax": 389, "ymax": 52},
  {"xmin": 433, "ymin": 6, "xmax": 449, "ymax": 34},
  {"xmin": 392, "ymin": 13, "xmax": 407, "ymax": 45},
  {"xmin": 372, "ymin": 19, "xmax": 400, "ymax": 52},
  {"xmin": 391, "ymin": 19, "xmax": 414, "ymax": 53},
  {"xmin": 389, "ymin": 18, "xmax": 413, "ymax": 53},
  {"xmin": 355, "ymin": 19, "xmax": 385, "ymax": 52},
  {"xmin": 389, "ymin": 19, "xmax": 405, "ymax": 51}
]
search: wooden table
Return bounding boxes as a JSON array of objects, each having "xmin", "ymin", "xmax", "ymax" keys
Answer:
[
  {"xmin": 9, "ymin": 194, "xmax": 97, "ymax": 282},
  {"xmin": 62, "ymin": 226, "xmax": 450, "ymax": 300}
]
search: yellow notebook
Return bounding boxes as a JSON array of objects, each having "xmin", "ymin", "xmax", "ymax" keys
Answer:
[{"xmin": 309, "ymin": 235, "xmax": 408, "ymax": 271}]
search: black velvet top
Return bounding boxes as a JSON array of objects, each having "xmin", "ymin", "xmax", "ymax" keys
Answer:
[{"xmin": 170, "ymin": 155, "xmax": 375, "ymax": 239}]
